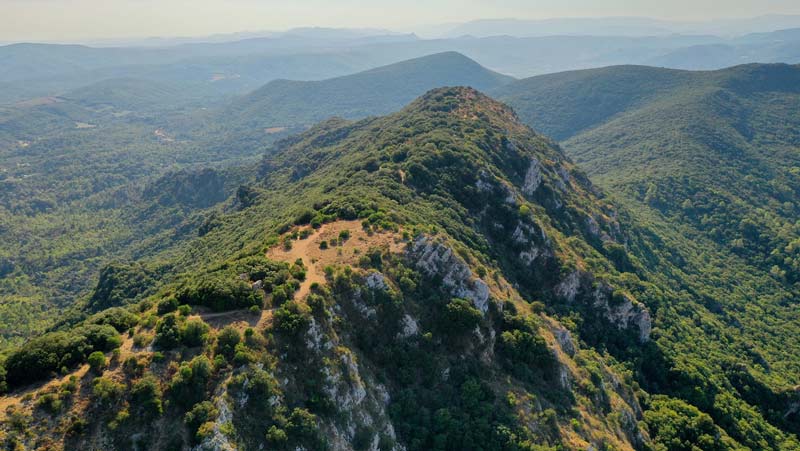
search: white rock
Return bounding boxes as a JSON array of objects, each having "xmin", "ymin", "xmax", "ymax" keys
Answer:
[
  {"xmin": 522, "ymin": 158, "xmax": 543, "ymax": 195},
  {"xmin": 398, "ymin": 314, "xmax": 420, "ymax": 338},
  {"xmin": 409, "ymin": 236, "xmax": 490, "ymax": 314}
]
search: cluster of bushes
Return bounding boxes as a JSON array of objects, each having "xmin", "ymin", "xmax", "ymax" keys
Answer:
[
  {"xmin": 153, "ymin": 314, "xmax": 211, "ymax": 350},
  {"xmin": 185, "ymin": 400, "xmax": 218, "ymax": 444},
  {"xmin": 272, "ymin": 301, "xmax": 312, "ymax": 342},
  {"xmin": 87, "ymin": 263, "xmax": 155, "ymax": 312},
  {"xmin": 644, "ymin": 396, "xmax": 727, "ymax": 451},
  {"xmin": 169, "ymin": 355, "xmax": 213, "ymax": 409},
  {"xmin": 86, "ymin": 307, "xmax": 139, "ymax": 332},
  {"xmin": 175, "ymin": 275, "xmax": 262, "ymax": 311},
  {"xmin": 131, "ymin": 375, "xmax": 163, "ymax": 417},
  {"xmin": 495, "ymin": 303, "xmax": 555, "ymax": 383},
  {"xmin": 4, "ymin": 324, "xmax": 121, "ymax": 388},
  {"xmin": 35, "ymin": 376, "xmax": 78, "ymax": 415}
]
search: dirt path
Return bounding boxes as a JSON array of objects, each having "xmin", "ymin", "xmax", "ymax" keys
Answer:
[{"xmin": 267, "ymin": 220, "xmax": 405, "ymax": 300}]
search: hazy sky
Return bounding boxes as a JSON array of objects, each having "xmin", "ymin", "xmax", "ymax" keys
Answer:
[{"xmin": 2, "ymin": 0, "xmax": 800, "ymax": 41}]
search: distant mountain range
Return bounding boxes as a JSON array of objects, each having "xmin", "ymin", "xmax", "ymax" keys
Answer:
[
  {"xmin": 2, "ymin": 23, "xmax": 800, "ymax": 105},
  {"xmin": 440, "ymin": 15, "xmax": 800, "ymax": 37}
]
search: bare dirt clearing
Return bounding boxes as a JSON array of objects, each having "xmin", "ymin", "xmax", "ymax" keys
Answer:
[{"xmin": 267, "ymin": 220, "xmax": 406, "ymax": 300}]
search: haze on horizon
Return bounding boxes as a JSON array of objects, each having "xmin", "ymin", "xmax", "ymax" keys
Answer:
[{"xmin": 2, "ymin": 0, "xmax": 800, "ymax": 43}]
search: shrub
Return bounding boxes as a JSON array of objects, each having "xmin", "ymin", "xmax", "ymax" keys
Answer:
[
  {"xmin": 123, "ymin": 356, "xmax": 146, "ymax": 378},
  {"xmin": 133, "ymin": 333, "xmax": 152, "ymax": 349},
  {"xmin": 157, "ymin": 297, "xmax": 179, "ymax": 315},
  {"xmin": 91, "ymin": 376, "xmax": 124, "ymax": 406},
  {"xmin": 215, "ymin": 326, "xmax": 241, "ymax": 360},
  {"xmin": 644, "ymin": 397, "xmax": 726, "ymax": 451},
  {"xmin": 4, "ymin": 325, "xmax": 121, "ymax": 388},
  {"xmin": 271, "ymin": 285, "xmax": 290, "ymax": 307},
  {"xmin": 178, "ymin": 304, "xmax": 192, "ymax": 316},
  {"xmin": 36, "ymin": 393, "xmax": 63, "ymax": 415},
  {"xmin": 287, "ymin": 408, "xmax": 318, "ymax": 440},
  {"xmin": 319, "ymin": 240, "xmax": 329, "ymax": 250},
  {"xmin": 185, "ymin": 401, "xmax": 218, "ymax": 443},
  {"xmin": 0, "ymin": 362, "xmax": 7, "ymax": 393},
  {"xmin": 87, "ymin": 351, "xmax": 107, "ymax": 374},
  {"xmin": 87, "ymin": 263, "xmax": 154, "ymax": 311},
  {"xmin": 86, "ymin": 307, "xmax": 138, "ymax": 332},
  {"xmin": 442, "ymin": 298, "xmax": 482, "ymax": 334},
  {"xmin": 154, "ymin": 314, "xmax": 181, "ymax": 350},
  {"xmin": 496, "ymin": 328, "xmax": 555, "ymax": 383},
  {"xmin": 131, "ymin": 375, "xmax": 163, "ymax": 416},
  {"xmin": 266, "ymin": 426, "xmax": 288, "ymax": 444},
  {"xmin": 273, "ymin": 301, "xmax": 311, "ymax": 339},
  {"xmin": 294, "ymin": 210, "xmax": 315, "ymax": 225},
  {"xmin": 169, "ymin": 356, "xmax": 213, "ymax": 409},
  {"xmin": 180, "ymin": 318, "xmax": 211, "ymax": 347}
]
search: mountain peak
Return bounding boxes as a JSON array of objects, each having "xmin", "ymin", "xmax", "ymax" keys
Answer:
[{"xmin": 408, "ymin": 86, "xmax": 527, "ymax": 131}]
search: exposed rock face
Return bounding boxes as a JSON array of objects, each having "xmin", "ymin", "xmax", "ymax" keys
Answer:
[
  {"xmin": 555, "ymin": 271, "xmax": 581, "ymax": 303},
  {"xmin": 475, "ymin": 170, "xmax": 494, "ymax": 193},
  {"xmin": 592, "ymin": 286, "xmax": 652, "ymax": 343},
  {"xmin": 315, "ymin": 330, "xmax": 404, "ymax": 451},
  {"xmin": 522, "ymin": 158, "xmax": 543, "ymax": 196},
  {"xmin": 556, "ymin": 271, "xmax": 652, "ymax": 343},
  {"xmin": 193, "ymin": 388, "xmax": 237, "ymax": 451},
  {"xmin": 554, "ymin": 327, "xmax": 576, "ymax": 356},
  {"xmin": 306, "ymin": 317, "xmax": 330, "ymax": 351},
  {"xmin": 408, "ymin": 236, "xmax": 490, "ymax": 313},
  {"xmin": 324, "ymin": 350, "xmax": 367, "ymax": 411},
  {"xmin": 365, "ymin": 271, "xmax": 389, "ymax": 291},
  {"xmin": 555, "ymin": 165, "xmax": 570, "ymax": 191},
  {"xmin": 476, "ymin": 169, "xmax": 517, "ymax": 204},
  {"xmin": 398, "ymin": 314, "xmax": 420, "ymax": 338},
  {"xmin": 510, "ymin": 221, "xmax": 549, "ymax": 266}
]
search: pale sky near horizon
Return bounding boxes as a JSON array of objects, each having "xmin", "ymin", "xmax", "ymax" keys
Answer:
[{"xmin": 2, "ymin": 0, "xmax": 800, "ymax": 42}]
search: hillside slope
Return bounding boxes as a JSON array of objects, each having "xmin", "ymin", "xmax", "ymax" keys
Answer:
[
  {"xmin": 1, "ymin": 87, "xmax": 798, "ymax": 451},
  {"xmin": 224, "ymin": 52, "xmax": 514, "ymax": 130},
  {"xmin": 494, "ymin": 63, "xmax": 800, "ymax": 283}
]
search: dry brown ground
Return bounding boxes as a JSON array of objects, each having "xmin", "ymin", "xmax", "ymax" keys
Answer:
[{"xmin": 267, "ymin": 220, "xmax": 405, "ymax": 300}]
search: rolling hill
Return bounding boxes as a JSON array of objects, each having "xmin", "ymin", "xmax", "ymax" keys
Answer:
[{"xmin": 224, "ymin": 52, "xmax": 514, "ymax": 129}]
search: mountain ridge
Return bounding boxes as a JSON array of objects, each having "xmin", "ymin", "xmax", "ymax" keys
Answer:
[{"xmin": 225, "ymin": 52, "xmax": 514, "ymax": 129}]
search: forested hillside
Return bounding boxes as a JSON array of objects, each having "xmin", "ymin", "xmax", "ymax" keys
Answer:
[
  {"xmin": 225, "ymin": 52, "xmax": 514, "ymax": 129},
  {"xmin": 495, "ymin": 63, "xmax": 800, "ymax": 285},
  {"xmin": 0, "ymin": 78, "xmax": 263, "ymax": 348},
  {"xmin": 1, "ymin": 87, "xmax": 798, "ymax": 451},
  {"xmin": 494, "ymin": 63, "xmax": 800, "ymax": 448}
]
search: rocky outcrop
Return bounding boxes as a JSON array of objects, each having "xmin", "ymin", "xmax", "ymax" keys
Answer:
[
  {"xmin": 316, "ymin": 334, "xmax": 405, "ymax": 451},
  {"xmin": 365, "ymin": 271, "xmax": 389, "ymax": 291},
  {"xmin": 556, "ymin": 271, "xmax": 651, "ymax": 343},
  {"xmin": 398, "ymin": 314, "xmax": 420, "ymax": 338},
  {"xmin": 554, "ymin": 327, "xmax": 576, "ymax": 356},
  {"xmin": 521, "ymin": 158, "xmax": 543, "ymax": 196},
  {"xmin": 193, "ymin": 386, "xmax": 237, "ymax": 451},
  {"xmin": 510, "ymin": 221, "xmax": 549, "ymax": 266},
  {"xmin": 593, "ymin": 286, "xmax": 652, "ymax": 343},
  {"xmin": 408, "ymin": 236, "xmax": 490, "ymax": 313}
]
